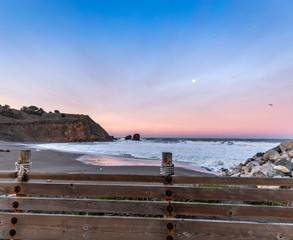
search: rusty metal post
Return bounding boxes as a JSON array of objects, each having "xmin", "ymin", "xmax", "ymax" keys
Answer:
[
  {"xmin": 162, "ymin": 152, "xmax": 172, "ymax": 166},
  {"xmin": 160, "ymin": 152, "xmax": 174, "ymax": 176},
  {"xmin": 161, "ymin": 152, "xmax": 175, "ymax": 239},
  {"xmin": 16, "ymin": 150, "xmax": 31, "ymax": 182},
  {"xmin": 11, "ymin": 150, "xmax": 31, "ymax": 239}
]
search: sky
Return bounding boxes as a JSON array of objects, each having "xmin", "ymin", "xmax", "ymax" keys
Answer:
[{"xmin": 0, "ymin": 0, "xmax": 293, "ymax": 138}]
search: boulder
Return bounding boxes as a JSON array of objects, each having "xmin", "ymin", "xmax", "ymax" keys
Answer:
[
  {"xmin": 267, "ymin": 170, "xmax": 286, "ymax": 178},
  {"xmin": 252, "ymin": 156, "xmax": 263, "ymax": 163},
  {"xmin": 279, "ymin": 140, "xmax": 293, "ymax": 152},
  {"xmin": 237, "ymin": 163, "xmax": 244, "ymax": 172},
  {"xmin": 285, "ymin": 161, "xmax": 293, "ymax": 171},
  {"xmin": 125, "ymin": 135, "xmax": 132, "ymax": 140},
  {"xmin": 249, "ymin": 163, "xmax": 274, "ymax": 178},
  {"xmin": 280, "ymin": 152, "xmax": 290, "ymax": 161},
  {"xmin": 276, "ymin": 158, "xmax": 288, "ymax": 165},
  {"xmin": 262, "ymin": 149, "xmax": 280, "ymax": 162},
  {"xmin": 244, "ymin": 161, "xmax": 259, "ymax": 175},
  {"xmin": 288, "ymin": 148, "xmax": 293, "ymax": 157},
  {"xmin": 231, "ymin": 172, "xmax": 241, "ymax": 177},
  {"xmin": 132, "ymin": 133, "xmax": 140, "ymax": 141},
  {"xmin": 260, "ymin": 160, "xmax": 268, "ymax": 166},
  {"xmin": 220, "ymin": 168, "xmax": 230, "ymax": 176},
  {"xmin": 253, "ymin": 152, "xmax": 265, "ymax": 158},
  {"xmin": 275, "ymin": 158, "xmax": 286, "ymax": 164},
  {"xmin": 275, "ymin": 158, "xmax": 293, "ymax": 171},
  {"xmin": 274, "ymin": 165, "xmax": 290, "ymax": 173},
  {"xmin": 244, "ymin": 158, "xmax": 253, "ymax": 165},
  {"xmin": 274, "ymin": 146, "xmax": 282, "ymax": 154}
]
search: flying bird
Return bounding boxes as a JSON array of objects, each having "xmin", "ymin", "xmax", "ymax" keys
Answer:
[{"xmin": 268, "ymin": 104, "xmax": 273, "ymax": 107}]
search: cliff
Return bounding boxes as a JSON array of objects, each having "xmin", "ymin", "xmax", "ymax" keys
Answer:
[{"xmin": 0, "ymin": 105, "xmax": 113, "ymax": 142}]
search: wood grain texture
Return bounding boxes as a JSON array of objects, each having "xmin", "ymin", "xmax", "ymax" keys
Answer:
[
  {"xmin": 1, "ymin": 172, "xmax": 293, "ymax": 187},
  {"xmin": 0, "ymin": 197, "xmax": 166, "ymax": 215},
  {"xmin": 23, "ymin": 173, "xmax": 293, "ymax": 187},
  {"xmin": 162, "ymin": 152, "xmax": 172, "ymax": 165},
  {"xmin": 1, "ymin": 182, "xmax": 293, "ymax": 202},
  {"xmin": 0, "ymin": 171, "xmax": 292, "ymax": 239},
  {"xmin": 0, "ymin": 197, "xmax": 292, "ymax": 220},
  {"xmin": 0, "ymin": 171, "xmax": 16, "ymax": 179},
  {"xmin": 174, "ymin": 176, "xmax": 293, "ymax": 186},
  {"xmin": 0, "ymin": 213, "xmax": 293, "ymax": 240},
  {"xmin": 18, "ymin": 150, "xmax": 31, "ymax": 164}
]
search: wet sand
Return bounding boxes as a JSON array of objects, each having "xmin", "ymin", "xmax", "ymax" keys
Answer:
[{"xmin": 0, "ymin": 142, "xmax": 215, "ymax": 176}]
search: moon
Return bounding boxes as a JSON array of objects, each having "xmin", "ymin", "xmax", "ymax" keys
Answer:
[{"xmin": 192, "ymin": 79, "xmax": 196, "ymax": 83}]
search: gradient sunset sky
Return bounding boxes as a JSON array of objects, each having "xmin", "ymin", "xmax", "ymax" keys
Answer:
[{"xmin": 0, "ymin": 0, "xmax": 293, "ymax": 138}]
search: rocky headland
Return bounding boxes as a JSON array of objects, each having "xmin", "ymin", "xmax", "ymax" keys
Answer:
[
  {"xmin": 0, "ymin": 105, "xmax": 113, "ymax": 142},
  {"xmin": 223, "ymin": 139, "xmax": 293, "ymax": 178}
]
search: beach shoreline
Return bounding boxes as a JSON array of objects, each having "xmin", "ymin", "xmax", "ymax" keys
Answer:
[{"xmin": 0, "ymin": 142, "xmax": 216, "ymax": 176}]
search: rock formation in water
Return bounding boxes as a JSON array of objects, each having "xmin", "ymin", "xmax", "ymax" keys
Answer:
[
  {"xmin": 132, "ymin": 133, "xmax": 140, "ymax": 141},
  {"xmin": 124, "ymin": 134, "xmax": 140, "ymax": 141},
  {"xmin": 125, "ymin": 135, "xmax": 132, "ymax": 140},
  {"xmin": 0, "ymin": 105, "xmax": 113, "ymax": 142}
]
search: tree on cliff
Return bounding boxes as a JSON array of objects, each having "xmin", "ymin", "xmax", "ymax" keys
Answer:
[
  {"xmin": 21, "ymin": 106, "xmax": 45, "ymax": 116},
  {"xmin": 0, "ymin": 104, "xmax": 18, "ymax": 118}
]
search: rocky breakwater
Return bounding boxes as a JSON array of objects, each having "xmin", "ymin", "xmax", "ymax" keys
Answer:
[
  {"xmin": 223, "ymin": 139, "xmax": 293, "ymax": 178},
  {"xmin": 0, "ymin": 105, "xmax": 113, "ymax": 142}
]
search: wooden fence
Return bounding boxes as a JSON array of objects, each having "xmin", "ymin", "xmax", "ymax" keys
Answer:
[{"xmin": 0, "ymin": 151, "xmax": 293, "ymax": 239}]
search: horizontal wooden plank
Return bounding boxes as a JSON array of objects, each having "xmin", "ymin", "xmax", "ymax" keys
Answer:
[
  {"xmin": 0, "ymin": 197, "xmax": 166, "ymax": 215},
  {"xmin": 0, "ymin": 213, "xmax": 165, "ymax": 240},
  {"xmin": 175, "ymin": 176, "xmax": 293, "ymax": 186},
  {"xmin": 26, "ymin": 173, "xmax": 293, "ymax": 186},
  {"xmin": 1, "ymin": 182, "xmax": 293, "ymax": 202},
  {"xmin": 28, "ymin": 172, "xmax": 165, "ymax": 183},
  {"xmin": 174, "ymin": 202, "xmax": 293, "ymax": 220},
  {"xmin": 1, "ymin": 172, "xmax": 293, "ymax": 187},
  {"xmin": 0, "ymin": 171, "xmax": 16, "ymax": 179},
  {"xmin": 0, "ymin": 213, "xmax": 293, "ymax": 239},
  {"xmin": 0, "ymin": 197, "xmax": 292, "ymax": 221},
  {"xmin": 174, "ymin": 218, "xmax": 293, "ymax": 240},
  {"xmin": 0, "ymin": 182, "xmax": 167, "ymax": 198}
]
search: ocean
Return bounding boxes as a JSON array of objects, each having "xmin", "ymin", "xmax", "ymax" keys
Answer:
[{"xmin": 34, "ymin": 138, "xmax": 286, "ymax": 172}]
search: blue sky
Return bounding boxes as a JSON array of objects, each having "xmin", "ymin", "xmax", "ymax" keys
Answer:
[{"xmin": 0, "ymin": 0, "xmax": 293, "ymax": 138}]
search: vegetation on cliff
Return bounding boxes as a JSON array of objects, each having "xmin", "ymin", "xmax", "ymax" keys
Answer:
[
  {"xmin": 0, "ymin": 105, "xmax": 113, "ymax": 142},
  {"xmin": 20, "ymin": 106, "xmax": 45, "ymax": 116}
]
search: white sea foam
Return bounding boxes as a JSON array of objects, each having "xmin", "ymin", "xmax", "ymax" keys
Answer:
[{"xmin": 34, "ymin": 138, "xmax": 283, "ymax": 171}]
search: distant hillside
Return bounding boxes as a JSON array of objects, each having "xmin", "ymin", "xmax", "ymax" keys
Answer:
[{"xmin": 0, "ymin": 105, "xmax": 113, "ymax": 142}]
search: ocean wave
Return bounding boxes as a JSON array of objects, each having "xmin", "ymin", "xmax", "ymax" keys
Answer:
[
  {"xmin": 183, "ymin": 140, "xmax": 223, "ymax": 145},
  {"xmin": 33, "ymin": 138, "xmax": 283, "ymax": 172}
]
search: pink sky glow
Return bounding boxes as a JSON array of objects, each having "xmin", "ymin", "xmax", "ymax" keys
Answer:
[{"xmin": 0, "ymin": 1, "xmax": 293, "ymax": 138}]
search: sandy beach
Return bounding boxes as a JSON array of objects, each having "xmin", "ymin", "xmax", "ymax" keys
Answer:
[{"xmin": 0, "ymin": 142, "xmax": 214, "ymax": 176}]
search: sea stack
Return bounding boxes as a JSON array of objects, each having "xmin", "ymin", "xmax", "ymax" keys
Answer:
[
  {"xmin": 132, "ymin": 133, "xmax": 140, "ymax": 141},
  {"xmin": 125, "ymin": 135, "xmax": 132, "ymax": 140}
]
